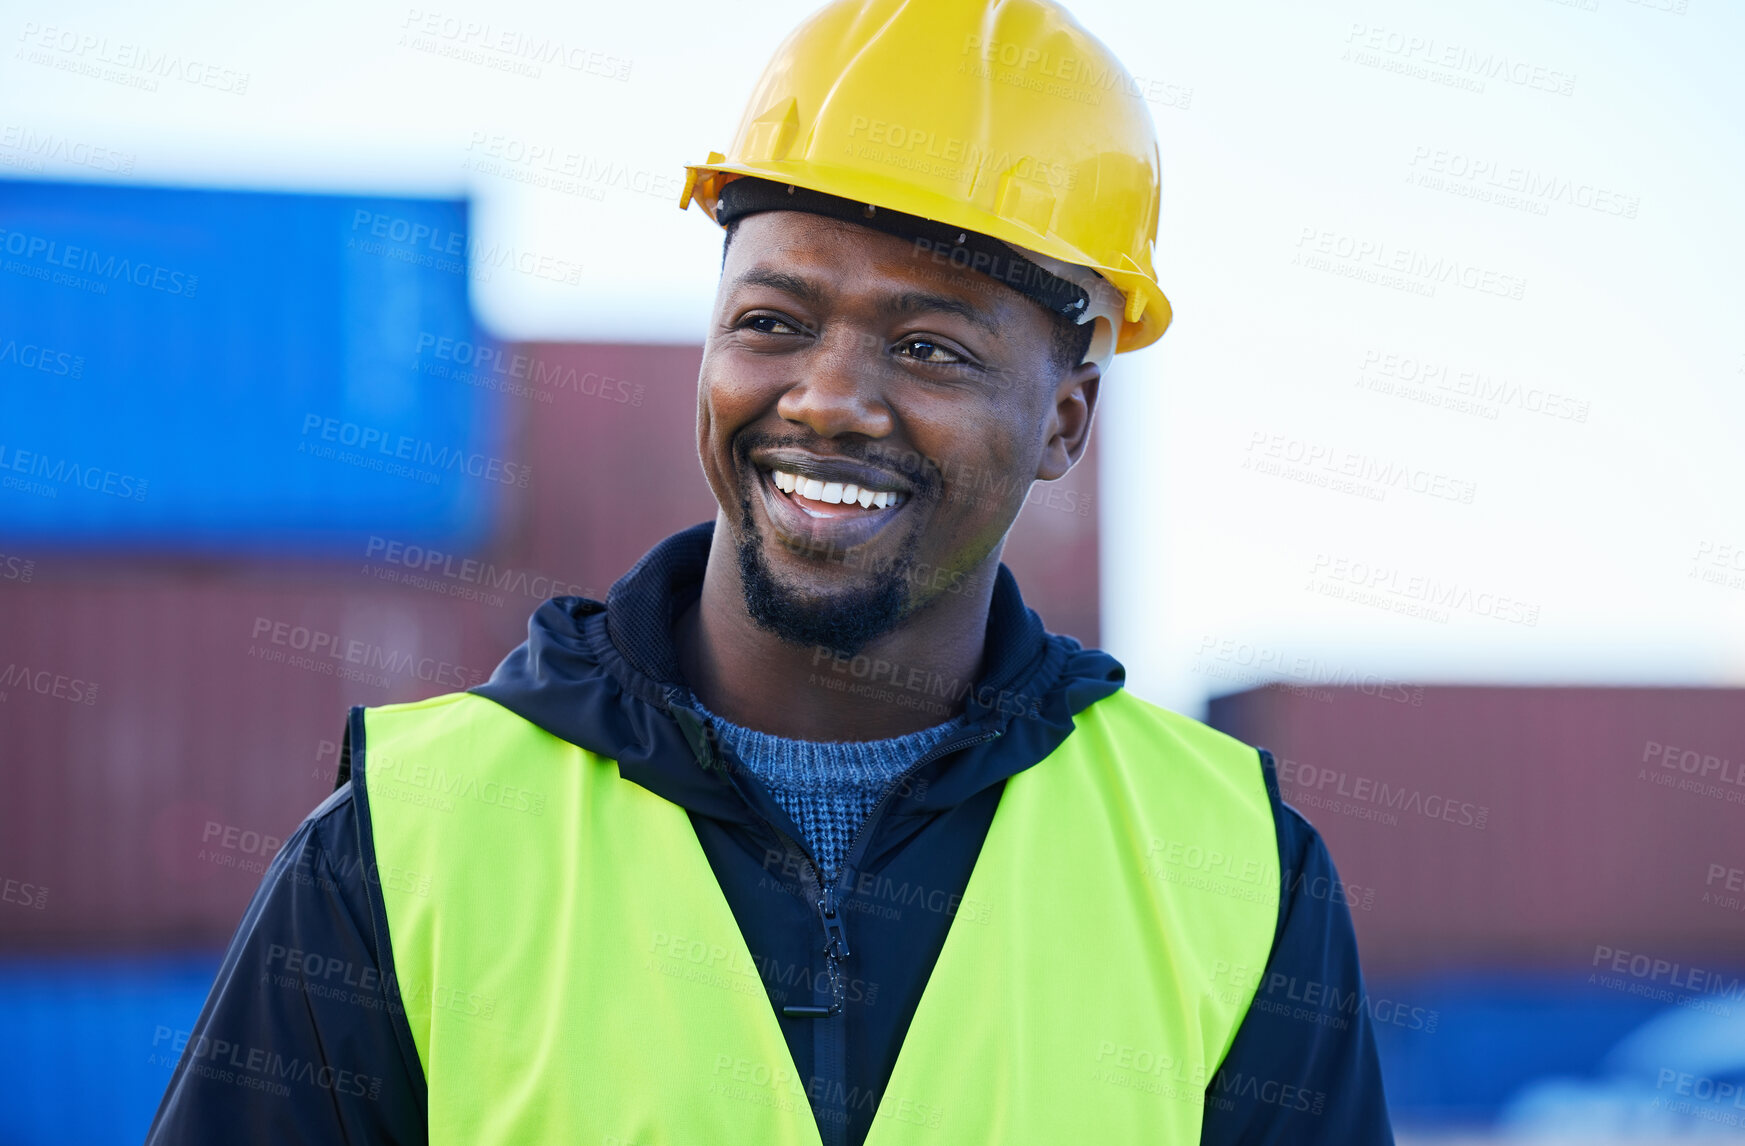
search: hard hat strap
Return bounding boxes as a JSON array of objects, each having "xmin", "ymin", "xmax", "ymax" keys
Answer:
[
  {"xmin": 1000, "ymin": 245, "xmax": 1126, "ymax": 375},
  {"xmin": 713, "ymin": 177, "xmax": 1092, "ymax": 324}
]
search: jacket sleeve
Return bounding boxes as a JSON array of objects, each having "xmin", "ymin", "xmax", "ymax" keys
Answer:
[
  {"xmin": 1198, "ymin": 750, "xmax": 1396, "ymax": 1145},
  {"xmin": 144, "ymin": 781, "xmax": 428, "ymax": 1145}
]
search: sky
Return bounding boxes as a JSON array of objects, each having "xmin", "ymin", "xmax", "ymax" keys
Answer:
[{"xmin": 3, "ymin": 0, "xmax": 1740, "ymax": 714}]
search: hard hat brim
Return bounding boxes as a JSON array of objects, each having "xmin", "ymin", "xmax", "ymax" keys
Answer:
[{"xmin": 683, "ymin": 160, "xmax": 1172, "ymax": 353}]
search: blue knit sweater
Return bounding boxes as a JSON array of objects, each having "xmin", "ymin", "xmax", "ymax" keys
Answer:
[{"xmin": 691, "ymin": 698, "xmax": 968, "ymax": 884}]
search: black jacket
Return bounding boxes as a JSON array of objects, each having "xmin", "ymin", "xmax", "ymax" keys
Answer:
[{"xmin": 147, "ymin": 522, "xmax": 1394, "ymax": 1144}]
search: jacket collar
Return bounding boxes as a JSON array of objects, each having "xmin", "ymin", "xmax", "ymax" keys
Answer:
[{"xmin": 472, "ymin": 521, "xmax": 1125, "ymax": 818}]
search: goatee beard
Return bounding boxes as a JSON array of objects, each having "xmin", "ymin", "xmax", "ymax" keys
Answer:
[{"xmin": 734, "ymin": 493, "xmax": 917, "ymax": 659}]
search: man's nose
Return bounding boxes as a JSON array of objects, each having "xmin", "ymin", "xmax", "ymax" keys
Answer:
[{"xmin": 774, "ymin": 329, "xmax": 895, "ymax": 440}]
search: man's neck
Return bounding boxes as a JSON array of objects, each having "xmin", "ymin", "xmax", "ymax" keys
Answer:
[{"xmin": 673, "ymin": 521, "xmax": 997, "ymax": 742}]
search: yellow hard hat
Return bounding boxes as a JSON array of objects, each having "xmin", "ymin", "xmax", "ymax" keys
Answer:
[{"xmin": 679, "ymin": 0, "xmax": 1172, "ymax": 356}]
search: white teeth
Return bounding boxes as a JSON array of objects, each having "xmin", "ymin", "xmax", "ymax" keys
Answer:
[{"xmin": 767, "ymin": 468, "xmax": 903, "ymax": 510}]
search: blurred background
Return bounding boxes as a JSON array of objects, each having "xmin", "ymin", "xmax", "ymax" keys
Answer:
[{"xmin": 0, "ymin": 0, "xmax": 1741, "ymax": 1142}]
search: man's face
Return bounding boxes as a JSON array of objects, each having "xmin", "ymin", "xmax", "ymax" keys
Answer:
[{"xmin": 696, "ymin": 209, "xmax": 1097, "ymax": 656}]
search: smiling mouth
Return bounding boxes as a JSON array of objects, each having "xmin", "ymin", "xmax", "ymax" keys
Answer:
[
  {"xmin": 765, "ymin": 467, "xmax": 908, "ymax": 516},
  {"xmin": 752, "ymin": 461, "xmax": 916, "ymax": 553}
]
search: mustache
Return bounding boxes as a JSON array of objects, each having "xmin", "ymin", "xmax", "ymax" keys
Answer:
[{"xmin": 732, "ymin": 430, "xmax": 943, "ymax": 502}]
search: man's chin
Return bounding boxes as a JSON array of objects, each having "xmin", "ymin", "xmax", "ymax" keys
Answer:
[{"xmin": 735, "ymin": 528, "xmax": 912, "ymax": 658}]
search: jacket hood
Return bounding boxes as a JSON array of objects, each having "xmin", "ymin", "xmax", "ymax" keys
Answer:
[{"xmin": 471, "ymin": 522, "xmax": 1125, "ymax": 821}]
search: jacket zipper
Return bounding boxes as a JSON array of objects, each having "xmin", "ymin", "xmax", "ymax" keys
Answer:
[
  {"xmin": 669, "ymin": 697, "xmax": 841, "ymax": 1014},
  {"xmin": 810, "ymin": 726, "xmax": 1000, "ymax": 1146},
  {"xmin": 671, "ymin": 695, "xmax": 1000, "ymax": 1146}
]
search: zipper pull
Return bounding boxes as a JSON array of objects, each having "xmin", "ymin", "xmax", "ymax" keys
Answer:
[
  {"xmin": 782, "ymin": 888, "xmax": 850, "ymax": 1019},
  {"xmin": 667, "ymin": 695, "xmax": 730, "ymax": 774},
  {"xmin": 818, "ymin": 886, "xmax": 850, "ymax": 961}
]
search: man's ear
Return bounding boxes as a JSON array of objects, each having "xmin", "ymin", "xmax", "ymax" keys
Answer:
[{"xmin": 1035, "ymin": 360, "xmax": 1101, "ymax": 482}]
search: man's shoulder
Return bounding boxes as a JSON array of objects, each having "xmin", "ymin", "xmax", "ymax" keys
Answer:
[
  {"xmin": 1071, "ymin": 689, "xmax": 1335, "ymax": 866},
  {"xmin": 355, "ymin": 689, "xmax": 540, "ymax": 753},
  {"xmin": 1078, "ymin": 687, "xmax": 1266, "ymax": 770},
  {"xmin": 358, "ymin": 688, "xmax": 481, "ymax": 722},
  {"xmin": 305, "ymin": 775, "xmax": 357, "ymax": 824},
  {"xmin": 274, "ymin": 778, "xmax": 367, "ymax": 885}
]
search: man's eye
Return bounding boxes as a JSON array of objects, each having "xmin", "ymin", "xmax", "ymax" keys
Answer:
[
  {"xmin": 897, "ymin": 338, "xmax": 964, "ymax": 365},
  {"xmin": 745, "ymin": 315, "xmax": 803, "ymax": 335}
]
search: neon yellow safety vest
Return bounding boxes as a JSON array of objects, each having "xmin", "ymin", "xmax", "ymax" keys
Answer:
[{"xmin": 362, "ymin": 689, "xmax": 1281, "ymax": 1144}]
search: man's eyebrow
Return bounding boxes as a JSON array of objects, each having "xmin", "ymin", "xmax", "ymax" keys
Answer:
[
  {"xmin": 726, "ymin": 266, "xmax": 825, "ymax": 305},
  {"xmin": 727, "ymin": 266, "xmax": 1002, "ymax": 337},
  {"xmin": 889, "ymin": 291, "xmax": 1002, "ymax": 338}
]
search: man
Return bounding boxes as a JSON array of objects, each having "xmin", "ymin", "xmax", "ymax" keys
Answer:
[{"xmin": 149, "ymin": 1, "xmax": 1394, "ymax": 1142}]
